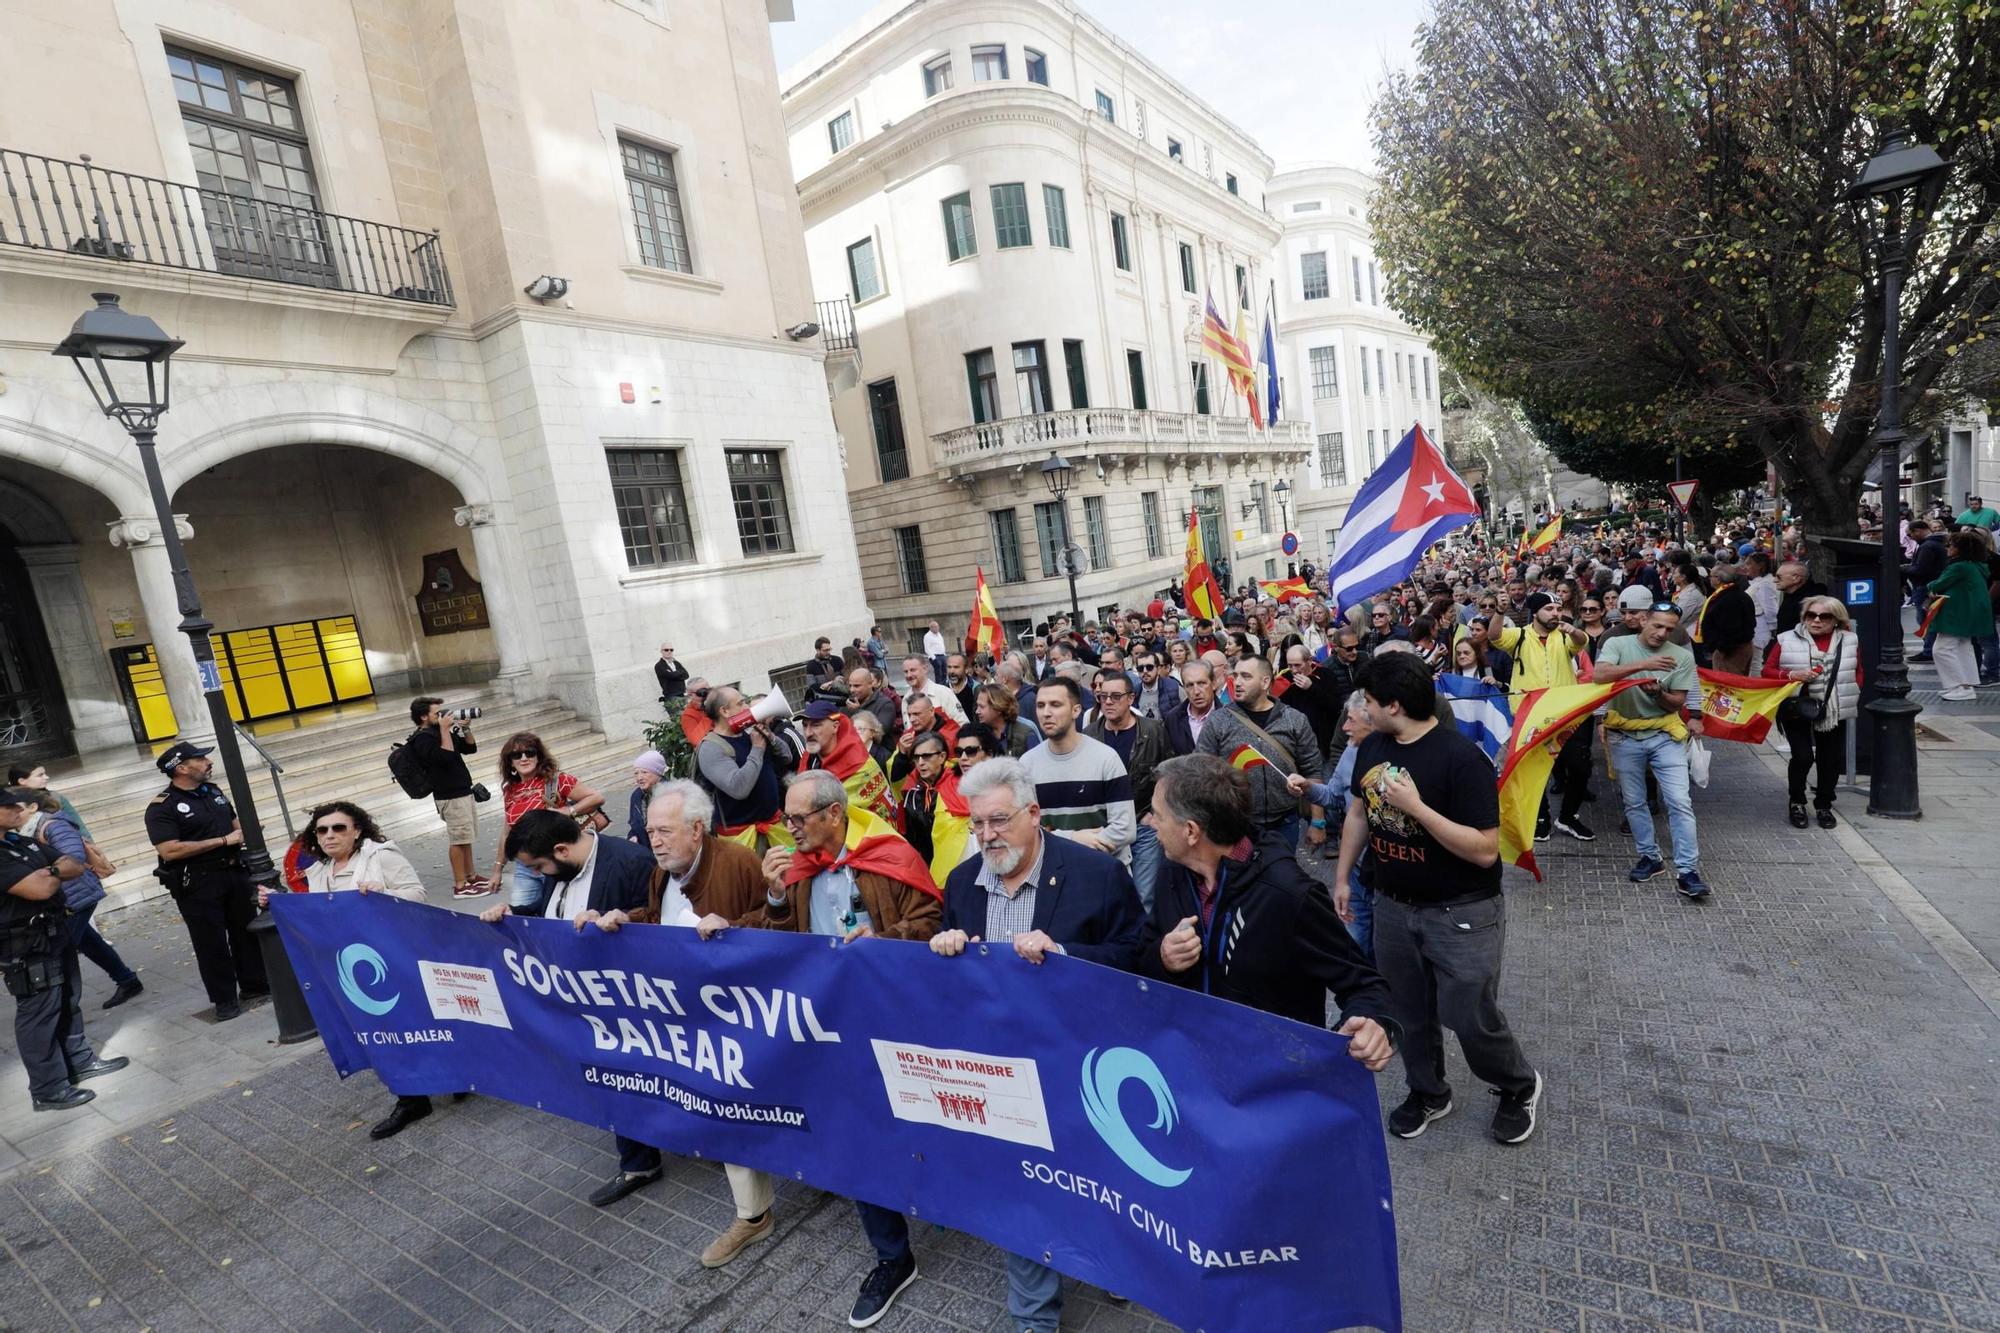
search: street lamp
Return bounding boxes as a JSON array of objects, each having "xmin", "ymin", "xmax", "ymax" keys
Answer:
[
  {"xmin": 1844, "ymin": 132, "xmax": 1951, "ymax": 819},
  {"xmin": 1040, "ymin": 451, "xmax": 1082, "ymax": 627},
  {"xmin": 1274, "ymin": 478, "xmax": 1291, "ymax": 533},
  {"xmin": 53, "ymin": 294, "xmax": 285, "ymax": 895}
]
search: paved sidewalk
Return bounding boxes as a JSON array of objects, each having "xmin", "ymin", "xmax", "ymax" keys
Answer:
[{"xmin": 3, "ymin": 745, "xmax": 1998, "ymax": 1331}]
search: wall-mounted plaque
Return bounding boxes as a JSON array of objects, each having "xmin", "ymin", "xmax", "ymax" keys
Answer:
[{"xmin": 414, "ymin": 550, "xmax": 490, "ymax": 636}]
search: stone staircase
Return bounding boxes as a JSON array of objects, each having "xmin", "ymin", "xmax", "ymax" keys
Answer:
[{"xmin": 42, "ymin": 687, "xmax": 646, "ymax": 909}]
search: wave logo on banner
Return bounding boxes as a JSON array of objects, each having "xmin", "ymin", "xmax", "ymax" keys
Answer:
[
  {"xmin": 336, "ymin": 942, "xmax": 399, "ymax": 1015},
  {"xmin": 1081, "ymin": 1046, "xmax": 1192, "ymax": 1188}
]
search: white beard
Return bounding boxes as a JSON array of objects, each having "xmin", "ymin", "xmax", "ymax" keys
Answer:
[{"xmin": 979, "ymin": 840, "xmax": 1025, "ymax": 876}]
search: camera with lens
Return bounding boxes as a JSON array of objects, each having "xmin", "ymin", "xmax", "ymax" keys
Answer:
[{"xmin": 449, "ymin": 706, "xmax": 482, "ymax": 721}]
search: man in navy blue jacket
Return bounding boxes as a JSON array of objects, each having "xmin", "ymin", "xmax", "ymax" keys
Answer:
[
  {"xmin": 930, "ymin": 756, "xmax": 1141, "ymax": 1332},
  {"xmin": 480, "ymin": 808, "xmax": 725, "ymax": 1207}
]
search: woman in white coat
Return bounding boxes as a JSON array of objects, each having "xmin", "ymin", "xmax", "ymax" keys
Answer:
[{"xmin": 1760, "ymin": 596, "xmax": 1861, "ymax": 829}]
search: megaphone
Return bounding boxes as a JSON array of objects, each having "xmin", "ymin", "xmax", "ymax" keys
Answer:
[{"xmin": 728, "ymin": 686, "xmax": 793, "ymax": 731}]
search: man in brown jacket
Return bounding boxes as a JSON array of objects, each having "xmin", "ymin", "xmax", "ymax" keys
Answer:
[{"xmin": 757, "ymin": 771, "xmax": 940, "ymax": 1328}]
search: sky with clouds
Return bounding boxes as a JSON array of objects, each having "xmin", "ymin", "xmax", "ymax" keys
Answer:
[{"xmin": 769, "ymin": 0, "xmax": 1431, "ymax": 172}]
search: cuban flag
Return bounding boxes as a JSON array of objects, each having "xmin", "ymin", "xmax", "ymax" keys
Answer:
[
  {"xmin": 1435, "ymin": 675, "xmax": 1514, "ymax": 765},
  {"xmin": 1325, "ymin": 422, "xmax": 1480, "ymax": 613}
]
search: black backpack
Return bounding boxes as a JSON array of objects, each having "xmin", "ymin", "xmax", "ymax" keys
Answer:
[{"xmin": 387, "ymin": 734, "xmax": 432, "ymax": 799}]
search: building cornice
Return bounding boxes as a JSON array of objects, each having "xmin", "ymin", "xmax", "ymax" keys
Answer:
[
  {"xmin": 796, "ymin": 87, "xmax": 1279, "ymax": 246},
  {"xmin": 463, "ymin": 304, "xmax": 828, "ymax": 360}
]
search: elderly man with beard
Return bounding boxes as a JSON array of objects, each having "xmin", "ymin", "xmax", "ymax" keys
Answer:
[
  {"xmin": 931, "ymin": 757, "xmax": 1142, "ymax": 1333},
  {"xmin": 480, "ymin": 808, "xmax": 731, "ymax": 1207},
  {"xmin": 797, "ymin": 698, "xmax": 896, "ymax": 826},
  {"xmin": 756, "ymin": 771, "xmax": 940, "ymax": 1328},
  {"xmin": 586, "ymin": 781, "xmax": 776, "ymax": 1267}
]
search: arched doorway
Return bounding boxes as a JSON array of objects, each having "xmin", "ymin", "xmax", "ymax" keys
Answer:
[{"xmin": 0, "ymin": 534, "xmax": 72, "ymax": 761}]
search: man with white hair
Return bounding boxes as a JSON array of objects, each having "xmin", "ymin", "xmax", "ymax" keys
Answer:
[
  {"xmin": 931, "ymin": 757, "xmax": 1141, "ymax": 1332},
  {"xmin": 585, "ymin": 781, "xmax": 771, "ymax": 1267}
]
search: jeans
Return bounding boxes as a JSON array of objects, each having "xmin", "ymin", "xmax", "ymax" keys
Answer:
[
  {"xmin": 1128, "ymin": 823, "xmax": 1162, "ymax": 914},
  {"xmin": 1264, "ymin": 813, "xmax": 1302, "ymax": 851},
  {"xmin": 1608, "ymin": 731, "xmax": 1699, "ymax": 874},
  {"xmin": 65, "ymin": 903, "xmax": 137, "ymax": 986},
  {"xmin": 1005, "ymin": 1251, "xmax": 1064, "ymax": 1330},
  {"xmin": 1976, "ymin": 631, "xmax": 2000, "ymax": 681},
  {"xmin": 1372, "ymin": 893, "xmax": 1535, "ymax": 1102},
  {"xmin": 856, "ymin": 1199, "xmax": 910, "ymax": 1263},
  {"xmin": 1344, "ymin": 870, "xmax": 1375, "ymax": 961},
  {"xmin": 1540, "ymin": 724, "xmax": 1593, "ymax": 824},
  {"xmin": 1782, "ymin": 717, "xmax": 1845, "ymax": 809}
]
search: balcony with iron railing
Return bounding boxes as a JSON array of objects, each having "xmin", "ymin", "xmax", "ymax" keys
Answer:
[
  {"xmin": 815, "ymin": 297, "xmax": 857, "ymax": 352},
  {"xmin": 933, "ymin": 407, "xmax": 1313, "ymax": 474},
  {"xmin": 1, "ymin": 148, "xmax": 453, "ymax": 307}
]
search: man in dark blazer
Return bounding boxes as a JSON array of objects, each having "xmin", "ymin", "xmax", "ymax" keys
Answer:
[
  {"xmin": 929, "ymin": 756, "xmax": 1142, "ymax": 1331},
  {"xmin": 480, "ymin": 809, "xmax": 693, "ymax": 1206}
]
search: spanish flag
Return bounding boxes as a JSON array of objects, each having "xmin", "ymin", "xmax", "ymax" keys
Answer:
[
  {"xmin": 926, "ymin": 770, "xmax": 973, "ymax": 887},
  {"xmin": 1916, "ymin": 594, "xmax": 1948, "ymax": 640},
  {"xmin": 1524, "ymin": 514, "xmax": 1562, "ymax": 554},
  {"xmin": 1184, "ymin": 510, "xmax": 1226, "ymax": 621},
  {"xmin": 965, "ymin": 567, "xmax": 1006, "ymax": 659},
  {"xmin": 1228, "ymin": 742, "xmax": 1274, "ymax": 773},
  {"xmin": 1233, "ymin": 306, "xmax": 1265, "ymax": 428},
  {"xmin": 1497, "ymin": 682, "xmax": 1636, "ymax": 879},
  {"xmin": 1697, "ymin": 668, "xmax": 1800, "ymax": 744},
  {"xmin": 1259, "ymin": 577, "xmax": 1311, "ymax": 603},
  {"xmin": 783, "ymin": 804, "xmax": 942, "ymax": 902},
  {"xmin": 797, "ymin": 713, "xmax": 899, "ymax": 826}
]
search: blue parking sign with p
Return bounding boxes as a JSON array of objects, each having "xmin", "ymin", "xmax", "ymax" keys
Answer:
[{"xmin": 1846, "ymin": 578, "xmax": 1875, "ymax": 606}]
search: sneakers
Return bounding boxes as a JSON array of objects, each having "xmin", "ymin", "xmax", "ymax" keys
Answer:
[
  {"xmin": 1533, "ymin": 815, "xmax": 1551, "ymax": 842},
  {"xmin": 1675, "ymin": 872, "xmax": 1712, "ymax": 900},
  {"xmin": 1491, "ymin": 1072, "xmax": 1544, "ymax": 1144},
  {"xmin": 849, "ymin": 1252, "xmax": 918, "ymax": 1328},
  {"xmin": 1815, "ymin": 807, "xmax": 1837, "ymax": 830},
  {"xmin": 1387, "ymin": 1090, "xmax": 1454, "ymax": 1138},
  {"xmin": 1788, "ymin": 803, "xmax": 1809, "ymax": 829},
  {"xmin": 1552, "ymin": 816, "xmax": 1595, "ymax": 842},
  {"xmin": 700, "ymin": 1211, "xmax": 774, "ymax": 1268},
  {"xmin": 453, "ymin": 877, "xmax": 495, "ymax": 898},
  {"xmin": 1627, "ymin": 855, "xmax": 1665, "ymax": 882},
  {"xmin": 1941, "ymin": 688, "xmax": 1975, "ymax": 702}
]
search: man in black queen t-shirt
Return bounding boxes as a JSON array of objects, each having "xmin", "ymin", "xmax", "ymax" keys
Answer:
[{"xmin": 1332, "ymin": 652, "xmax": 1544, "ymax": 1146}]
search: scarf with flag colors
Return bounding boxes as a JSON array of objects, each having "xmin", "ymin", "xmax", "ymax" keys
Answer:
[
  {"xmin": 1696, "ymin": 668, "xmax": 1801, "ymax": 744},
  {"xmin": 1325, "ymin": 423, "xmax": 1480, "ymax": 613},
  {"xmin": 796, "ymin": 714, "xmax": 898, "ymax": 827},
  {"xmin": 1497, "ymin": 682, "xmax": 1636, "ymax": 879},
  {"xmin": 1433, "ymin": 675, "xmax": 1514, "ymax": 764},
  {"xmin": 965, "ymin": 567, "xmax": 1006, "ymax": 658},
  {"xmin": 925, "ymin": 770, "xmax": 972, "ymax": 887},
  {"xmin": 1184, "ymin": 510, "xmax": 1225, "ymax": 621},
  {"xmin": 1227, "ymin": 742, "xmax": 1274, "ymax": 773},
  {"xmin": 783, "ymin": 805, "xmax": 941, "ymax": 902},
  {"xmin": 1258, "ymin": 577, "xmax": 1312, "ymax": 602}
]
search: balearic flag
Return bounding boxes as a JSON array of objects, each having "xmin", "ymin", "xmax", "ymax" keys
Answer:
[
  {"xmin": 965, "ymin": 567, "xmax": 1006, "ymax": 659},
  {"xmin": 1497, "ymin": 681, "xmax": 1635, "ymax": 878},
  {"xmin": 1325, "ymin": 422, "xmax": 1481, "ymax": 613},
  {"xmin": 1203, "ymin": 297, "xmax": 1257, "ymax": 422},
  {"xmin": 1696, "ymin": 668, "xmax": 1801, "ymax": 744},
  {"xmin": 1434, "ymin": 676, "xmax": 1514, "ymax": 764},
  {"xmin": 1184, "ymin": 510, "xmax": 1226, "ymax": 621}
]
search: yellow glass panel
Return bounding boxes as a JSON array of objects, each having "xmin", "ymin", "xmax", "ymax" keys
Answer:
[
  {"xmin": 124, "ymin": 647, "xmax": 179, "ymax": 742},
  {"xmin": 275, "ymin": 622, "xmax": 332, "ymax": 710},
  {"xmin": 318, "ymin": 616, "xmax": 373, "ymax": 700},
  {"xmin": 224, "ymin": 628, "xmax": 288, "ymax": 719}
]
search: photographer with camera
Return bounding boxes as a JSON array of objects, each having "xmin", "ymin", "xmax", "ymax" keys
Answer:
[{"xmin": 402, "ymin": 697, "xmax": 490, "ymax": 898}]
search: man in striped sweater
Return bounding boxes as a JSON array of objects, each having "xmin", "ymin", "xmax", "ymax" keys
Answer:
[{"xmin": 1020, "ymin": 677, "xmax": 1136, "ymax": 865}]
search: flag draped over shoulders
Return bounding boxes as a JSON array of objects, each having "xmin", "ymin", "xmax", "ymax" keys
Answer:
[
  {"xmin": 784, "ymin": 805, "xmax": 941, "ymax": 901},
  {"xmin": 927, "ymin": 770, "xmax": 973, "ymax": 887}
]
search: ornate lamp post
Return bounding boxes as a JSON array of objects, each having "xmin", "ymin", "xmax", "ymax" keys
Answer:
[
  {"xmin": 53, "ymin": 293, "xmax": 285, "ymax": 897},
  {"xmin": 1040, "ymin": 452, "xmax": 1082, "ymax": 627},
  {"xmin": 1843, "ymin": 133, "xmax": 1951, "ymax": 819},
  {"xmin": 1274, "ymin": 477, "xmax": 1292, "ymax": 534}
]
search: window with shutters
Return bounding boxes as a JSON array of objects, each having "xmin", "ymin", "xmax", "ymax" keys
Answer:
[
  {"xmin": 1126, "ymin": 350, "xmax": 1148, "ymax": 409},
  {"xmin": 894, "ymin": 526, "xmax": 929, "ymax": 594},
  {"xmin": 1035, "ymin": 501, "xmax": 1069, "ymax": 577},
  {"xmin": 1043, "ymin": 185, "xmax": 1070, "ymax": 247},
  {"xmin": 1351, "ymin": 254, "xmax": 1364, "ymax": 300},
  {"xmin": 1141, "ymin": 492, "xmax": 1163, "ymax": 558},
  {"xmin": 966, "ymin": 349, "xmax": 1000, "ymax": 423},
  {"xmin": 1179, "ymin": 243, "xmax": 1197, "ymax": 294},
  {"xmin": 1084, "ymin": 495, "xmax": 1110, "ymax": 569},
  {"xmin": 991, "ymin": 509, "xmax": 1026, "ymax": 583},
  {"xmin": 942, "ymin": 192, "xmax": 977, "ymax": 260},
  {"xmin": 1063, "ymin": 340, "xmax": 1089, "ymax": 408},
  {"xmin": 846, "ymin": 237, "xmax": 880, "ymax": 302},
  {"xmin": 827, "ymin": 110, "xmax": 855, "ymax": 153},
  {"xmin": 1190, "ymin": 361, "xmax": 1211, "ymax": 415},
  {"xmin": 991, "ymin": 183, "xmax": 1032, "ymax": 248},
  {"xmin": 1025, "ymin": 49, "xmax": 1049, "ymax": 85},
  {"xmin": 868, "ymin": 378, "xmax": 908, "ymax": 482},
  {"xmin": 1110, "ymin": 212, "xmax": 1131, "ymax": 270}
]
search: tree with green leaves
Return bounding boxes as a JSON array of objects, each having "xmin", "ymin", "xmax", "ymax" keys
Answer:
[{"xmin": 1372, "ymin": 0, "xmax": 2000, "ymax": 557}]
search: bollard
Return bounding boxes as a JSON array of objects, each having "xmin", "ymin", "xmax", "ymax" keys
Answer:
[{"xmin": 246, "ymin": 911, "xmax": 319, "ymax": 1044}]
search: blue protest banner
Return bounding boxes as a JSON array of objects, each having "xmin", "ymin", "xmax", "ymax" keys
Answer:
[{"xmin": 270, "ymin": 895, "xmax": 1401, "ymax": 1332}]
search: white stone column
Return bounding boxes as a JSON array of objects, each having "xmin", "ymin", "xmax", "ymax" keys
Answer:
[
  {"xmin": 15, "ymin": 544, "xmax": 134, "ymax": 754},
  {"xmin": 108, "ymin": 514, "xmax": 208, "ymax": 736},
  {"xmin": 453, "ymin": 503, "xmax": 531, "ymax": 688}
]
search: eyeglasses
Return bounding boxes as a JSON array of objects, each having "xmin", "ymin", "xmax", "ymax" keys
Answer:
[
  {"xmin": 1335, "ymin": 643, "xmax": 1358, "ymax": 653},
  {"xmin": 1098, "ymin": 691, "xmax": 1132, "ymax": 702},
  {"xmin": 1803, "ymin": 611, "xmax": 1836, "ymax": 620},
  {"xmin": 1138, "ymin": 662, "xmax": 1158, "ymax": 671},
  {"xmin": 969, "ymin": 808, "xmax": 1027, "ymax": 834},
  {"xmin": 914, "ymin": 749, "xmax": 947, "ymax": 762},
  {"xmin": 780, "ymin": 800, "xmax": 840, "ymax": 831},
  {"xmin": 1582, "ymin": 604, "xmax": 1603, "ymax": 613},
  {"xmin": 507, "ymin": 751, "xmax": 539, "ymax": 762},
  {"xmin": 314, "ymin": 821, "xmax": 352, "ymax": 835},
  {"xmin": 954, "ymin": 745, "xmax": 984, "ymax": 758},
  {"xmin": 1651, "ymin": 602, "xmax": 1677, "ymax": 614}
]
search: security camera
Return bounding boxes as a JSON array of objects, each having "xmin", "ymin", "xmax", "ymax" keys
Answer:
[
  {"xmin": 785, "ymin": 321, "xmax": 822, "ymax": 340},
  {"xmin": 523, "ymin": 275, "xmax": 570, "ymax": 301}
]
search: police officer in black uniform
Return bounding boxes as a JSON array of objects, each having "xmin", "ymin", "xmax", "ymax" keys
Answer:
[
  {"xmin": 145, "ymin": 742, "xmax": 269, "ymax": 1020},
  {"xmin": 3, "ymin": 787, "xmax": 127, "ymax": 1110}
]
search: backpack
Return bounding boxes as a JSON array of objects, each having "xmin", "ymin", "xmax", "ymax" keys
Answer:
[{"xmin": 388, "ymin": 736, "xmax": 432, "ymax": 799}]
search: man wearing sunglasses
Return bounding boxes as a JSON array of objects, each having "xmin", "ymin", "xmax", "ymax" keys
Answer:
[{"xmin": 1131, "ymin": 652, "xmax": 1181, "ymax": 719}]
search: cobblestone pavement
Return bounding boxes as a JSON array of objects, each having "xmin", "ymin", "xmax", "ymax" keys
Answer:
[{"xmin": 3, "ymin": 740, "xmax": 1998, "ymax": 1332}]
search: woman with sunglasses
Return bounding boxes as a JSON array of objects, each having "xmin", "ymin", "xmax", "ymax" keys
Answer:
[
  {"xmin": 489, "ymin": 733, "xmax": 603, "ymax": 916},
  {"xmin": 264, "ymin": 802, "xmax": 424, "ymax": 903},
  {"xmin": 1577, "ymin": 598, "xmax": 1611, "ymax": 656},
  {"xmin": 1761, "ymin": 597, "xmax": 1861, "ymax": 828}
]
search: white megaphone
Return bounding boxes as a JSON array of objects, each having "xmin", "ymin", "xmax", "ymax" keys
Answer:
[{"xmin": 729, "ymin": 686, "xmax": 793, "ymax": 731}]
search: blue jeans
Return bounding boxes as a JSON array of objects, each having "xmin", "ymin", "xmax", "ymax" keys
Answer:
[
  {"xmin": 1265, "ymin": 813, "xmax": 1302, "ymax": 850},
  {"xmin": 1004, "ymin": 1251, "xmax": 1063, "ymax": 1330},
  {"xmin": 1609, "ymin": 731, "xmax": 1699, "ymax": 875},
  {"xmin": 1344, "ymin": 869, "xmax": 1375, "ymax": 961},
  {"xmin": 856, "ymin": 1200, "xmax": 910, "ymax": 1263},
  {"xmin": 1975, "ymin": 631, "xmax": 2000, "ymax": 681},
  {"xmin": 1128, "ymin": 823, "xmax": 1162, "ymax": 914},
  {"xmin": 66, "ymin": 903, "xmax": 137, "ymax": 986}
]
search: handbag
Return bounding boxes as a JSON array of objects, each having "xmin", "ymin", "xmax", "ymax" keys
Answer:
[
  {"xmin": 1777, "ymin": 635, "xmax": 1840, "ymax": 728},
  {"xmin": 544, "ymin": 777, "xmax": 610, "ymax": 833}
]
